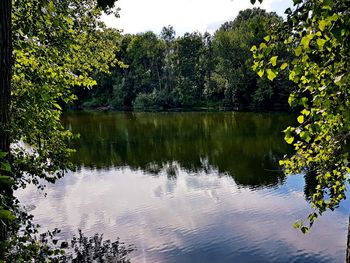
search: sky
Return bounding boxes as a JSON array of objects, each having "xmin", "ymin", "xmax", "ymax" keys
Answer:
[{"xmin": 102, "ymin": 0, "xmax": 293, "ymax": 36}]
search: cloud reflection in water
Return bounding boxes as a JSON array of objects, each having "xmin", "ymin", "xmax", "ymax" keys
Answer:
[{"xmin": 17, "ymin": 164, "xmax": 348, "ymax": 263}]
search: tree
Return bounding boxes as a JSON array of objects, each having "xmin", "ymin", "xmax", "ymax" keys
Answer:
[
  {"xmin": 11, "ymin": 0, "xmax": 120, "ymax": 187},
  {"xmin": 174, "ymin": 32, "xmax": 207, "ymax": 106},
  {"xmin": 0, "ymin": 0, "xmax": 13, "ymax": 245},
  {"xmin": 0, "ymin": 0, "xmax": 118, "ymax": 164},
  {"xmin": 78, "ymin": 11, "xmax": 295, "ymax": 111},
  {"xmin": 212, "ymin": 8, "xmax": 291, "ymax": 110},
  {"xmin": 113, "ymin": 32, "xmax": 167, "ymax": 110},
  {"xmin": 160, "ymin": 26, "xmax": 176, "ymax": 94},
  {"xmin": 0, "ymin": 0, "xmax": 11, "ymax": 156},
  {"xmin": 251, "ymin": 0, "xmax": 350, "ymax": 234},
  {"xmin": 0, "ymin": 0, "xmax": 120, "ymax": 258},
  {"xmin": 127, "ymin": 32, "xmax": 165, "ymax": 94}
]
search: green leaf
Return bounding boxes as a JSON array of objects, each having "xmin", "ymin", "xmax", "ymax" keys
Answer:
[
  {"xmin": 0, "ymin": 176, "xmax": 15, "ymax": 186},
  {"xmin": 301, "ymin": 35, "xmax": 313, "ymax": 48},
  {"xmin": 294, "ymin": 46, "xmax": 303, "ymax": 57},
  {"xmin": 266, "ymin": 69, "xmax": 277, "ymax": 81},
  {"xmin": 297, "ymin": 115, "xmax": 304, "ymax": 124},
  {"xmin": 280, "ymin": 62, "xmax": 288, "ymax": 70},
  {"xmin": 250, "ymin": 45, "xmax": 257, "ymax": 52},
  {"xmin": 301, "ymin": 109, "xmax": 310, "ymax": 116},
  {"xmin": 259, "ymin": 43, "xmax": 267, "ymax": 49},
  {"xmin": 322, "ymin": 4, "xmax": 332, "ymax": 10},
  {"xmin": 288, "ymin": 94, "xmax": 297, "ymax": 107},
  {"xmin": 284, "ymin": 126, "xmax": 295, "ymax": 144},
  {"xmin": 319, "ymin": 20, "xmax": 327, "ymax": 31},
  {"xmin": 300, "ymin": 97, "xmax": 308, "ymax": 107},
  {"xmin": 316, "ymin": 38, "xmax": 327, "ymax": 48},
  {"xmin": 270, "ymin": 56, "xmax": 278, "ymax": 67},
  {"xmin": 0, "ymin": 210, "xmax": 16, "ymax": 221},
  {"xmin": 264, "ymin": 35, "xmax": 270, "ymax": 42},
  {"xmin": 53, "ymin": 103, "xmax": 62, "ymax": 110},
  {"xmin": 257, "ymin": 69, "xmax": 264, "ymax": 78},
  {"xmin": 300, "ymin": 131, "xmax": 311, "ymax": 142},
  {"xmin": 1, "ymin": 162, "xmax": 11, "ymax": 172},
  {"xmin": 285, "ymin": 136, "xmax": 294, "ymax": 144}
]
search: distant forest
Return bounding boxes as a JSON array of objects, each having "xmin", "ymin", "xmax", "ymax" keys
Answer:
[{"xmin": 73, "ymin": 8, "xmax": 294, "ymax": 111}]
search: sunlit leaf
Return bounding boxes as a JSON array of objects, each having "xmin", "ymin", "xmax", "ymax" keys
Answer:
[
  {"xmin": 297, "ymin": 115, "xmax": 304, "ymax": 124},
  {"xmin": 270, "ymin": 56, "xmax": 278, "ymax": 66},
  {"xmin": 280, "ymin": 62, "xmax": 288, "ymax": 70},
  {"xmin": 266, "ymin": 69, "xmax": 277, "ymax": 81}
]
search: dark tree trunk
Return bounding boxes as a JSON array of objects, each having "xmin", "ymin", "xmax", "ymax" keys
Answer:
[
  {"xmin": 347, "ymin": 215, "xmax": 350, "ymax": 263},
  {"xmin": 0, "ymin": 0, "xmax": 12, "ymax": 245},
  {"xmin": 0, "ymin": 0, "xmax": 12, "ymax": 154}
]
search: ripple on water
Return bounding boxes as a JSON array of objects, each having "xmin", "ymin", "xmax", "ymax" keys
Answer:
[{"xmin": 16, "ymin": 161, "xmax": 348, "ymax": 263}]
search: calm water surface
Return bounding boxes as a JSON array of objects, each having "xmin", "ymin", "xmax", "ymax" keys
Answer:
[{"xmin": 18, "ymin": 112, "xmax": 349, "ymax": 262}]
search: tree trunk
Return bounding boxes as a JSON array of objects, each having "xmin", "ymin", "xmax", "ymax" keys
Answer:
[
  {"xmin": 0, "ymin": 0, "xmax": 12, "ymax": 154},
  {"xmin": 347, "ymin": 215, "xmax": 350, "ymax": 263},
  {"xmin": 156, "ymin": 64, "xmax": 162, "ymax": 92},
  {"xmin": 0, "ymin": 0, "xmax": 12, "ymax": 245}
]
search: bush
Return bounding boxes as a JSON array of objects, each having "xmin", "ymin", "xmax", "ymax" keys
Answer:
[
  {"xmin": 132, "ymin": 90, "xmax": 179, "ymax": 110},
  {"xmin": 132, "ymin": 93, "xmax": 159, "ymax": 110},
  {"xmin": 110, "ymin": 83, "xmax": 132, "ymax": 110}
]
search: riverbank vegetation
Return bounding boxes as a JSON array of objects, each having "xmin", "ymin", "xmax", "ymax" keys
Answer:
[{"xmin": 75, "ymin": 8, "xmax": 294, "ymax": 112}]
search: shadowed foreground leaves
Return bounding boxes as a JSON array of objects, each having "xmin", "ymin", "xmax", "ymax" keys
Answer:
[
  {"xmin": 3, "ymin": 226, "xmax": 135, "ymax": 263},
  {"xmin": 59, "ymin": 230, "xmax": 135, "ymax": 263}
]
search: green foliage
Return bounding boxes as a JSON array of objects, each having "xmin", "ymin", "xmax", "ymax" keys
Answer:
[
  {"xmin": 59, "ymin": 230, "xmax": 135, "ymax": 262},
  {"xmin": 0, "ymin": 152, "xmax": 15, "ymax": 238},
  {"xmin": 80, "ymin": 9, "xmax": 293, "ymax": 112},
  {"xmin": 82, "ymin": 29, "xmax": 213, "ymax": 109},
  {"xmin": 212, "ymin": 8, "xmax": 287, "ymax": 110},
  {"xmin": 12, "ymin": 0, "xmax": 120, "ymax": 187},
  {"xmin": 252, "ymin": 0, "xmax": 350, "ymax": 231},
  {"xmin": 132, "ymin": 90, "xmax": 176, "ymax": 111},
  {"xmin": 133, "ymin": 92, "xmax": 160, "ymax": 110},
  {"xmin": 2, "ymin": 0, "xmax": 123, "ymax": 259},
  {"xmin": 4, "ymin": 225, "xmax": 64, "ymax": 262},
  {"xmin": 173, "ymin": 32, "xmax": 208, "ymax": 106},
  {"xmin": 3, "ymin": 226, "xmax": 134, "ymax": 262}
]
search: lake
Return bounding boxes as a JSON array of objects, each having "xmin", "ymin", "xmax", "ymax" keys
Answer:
[{"xmin": 17, "ymin": 112, "xmax": 349, "ymax": 262}]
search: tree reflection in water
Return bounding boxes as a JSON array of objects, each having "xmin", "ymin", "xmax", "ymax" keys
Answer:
[{"xmin": 63, "ymin": 112, "xmax": 294, "ymax": 189}]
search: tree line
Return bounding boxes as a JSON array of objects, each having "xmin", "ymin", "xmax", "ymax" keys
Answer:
[{"xmin": 76, "ymin": 8, "xmax": 294, "ymax": 112}]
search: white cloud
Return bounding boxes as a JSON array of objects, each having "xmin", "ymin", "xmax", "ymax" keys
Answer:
[
  {"xmin": 102, "ymin": 0, "xmax": 293, "ymax": 35},
  {"xmin": 17, "ymin": 167, "xmax": 347, "ymax": 262}
]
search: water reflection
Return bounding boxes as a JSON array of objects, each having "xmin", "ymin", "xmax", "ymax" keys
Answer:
[
  {"xmin": 18, "ymin": 166, "xmax": 348, "ymax": 263},
  {"xmin": 63, "ymin": 112, "xmax": 292, "ymax": 188},
  {"xmin": 16, "ymin": 112, "xmax": 349, "ymax": 263}
]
